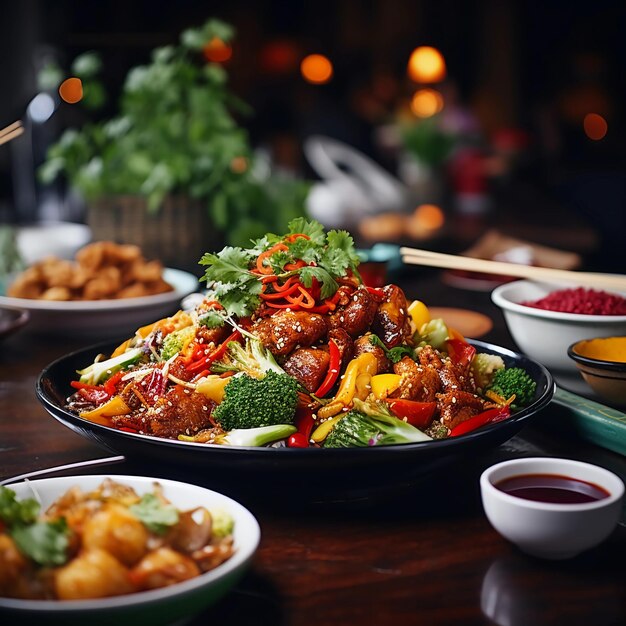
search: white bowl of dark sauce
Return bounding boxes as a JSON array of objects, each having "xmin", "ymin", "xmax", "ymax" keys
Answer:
[{"xmin": 480, "ymin": 457, "xmax": 624, "ymax": 559}]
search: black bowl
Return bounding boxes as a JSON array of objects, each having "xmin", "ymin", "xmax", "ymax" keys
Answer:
[{"xmin": 36, "ymin": 340, "xmax": 554, "ymax": 504}]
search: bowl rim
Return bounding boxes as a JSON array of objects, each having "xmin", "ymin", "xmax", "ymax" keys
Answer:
[
  {"xmin": 0, "ymin": 474, "xmax": 260, "ymax": 612},
  {"xmin": 491, "ymin": 281, "xmax": 626, "ymax": 323},
  {"xmin": 567, "ymin": 338, "xmax": 626, "ymax": 373},
  {"xmin": 480, "ymin": 456, "xmax": 625, "ymax": 512}
]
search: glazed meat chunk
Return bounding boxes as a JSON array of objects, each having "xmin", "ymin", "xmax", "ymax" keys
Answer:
[
  {"xmin": 328, "ymin": 328, "xmax": 354, "ymax": 369},
  {"xmin": 328, "ymin": 287, "xmax": 378, "ymax": 337},
  {"xmin": 372, "ymin": 284, "xmax": 411, "ymax": 348},
  {"xmin": 253, "ymin": 310, "xmax": 327, "ymax": 357},
  {"xmin": 283, "ymin": 347, "xmax": 330, "ymax": 392},
  {"xmin": 391, "ymin": 356, "xmax": 441, "ymax": 401},
  {"xmin": 436, "ymin": 390, "xmax": 485, "ymax": 430},
  {"xmin": 353, "ymin": 333, "xmax": 392, "ymax": 374}
]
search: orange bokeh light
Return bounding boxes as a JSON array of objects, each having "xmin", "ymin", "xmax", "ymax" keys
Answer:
[
  {"xmin": 203, "ymin": 38, "xmax": 232, "ymax": 63},
  {"xmin": 408, "ymin": 46, "xmax": 446, "ymax": 83},
  {"xmin": 300, "ymin": 54, "xmax": 333, "ymax": 84},
  {"xmin": 583, "ymin": 113, "xmax": 608, "ymax": 141},
  {"xmin": 59, "ymin": 77, "xmax": 83, "ymax": 104},
  {"xmin": 230, "ymin": 156, "xmax": 248, "ymax": 174},
  {"xmin": 414, "ymin": 204, "xmax": 445, "ymax": 230},
  {"xmin": 410, "ymin": 88, "xmax": 444, "ymax": 118}
]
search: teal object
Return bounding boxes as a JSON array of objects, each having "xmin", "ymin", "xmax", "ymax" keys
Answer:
[{"xmin": 550, "ymin": 387, "xmax": 626, "ymax": 457}]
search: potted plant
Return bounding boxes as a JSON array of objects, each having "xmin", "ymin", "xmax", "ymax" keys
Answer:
[{"xmin": 40, "ymin": 19, "xmax": 309, "ymax": 268}]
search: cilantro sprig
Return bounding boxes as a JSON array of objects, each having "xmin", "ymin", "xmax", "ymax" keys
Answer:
[
  {"xmin": 0, "ymin": 485, "xmax": 70, "ymax": 566},
  {"xmin": 129, "ymin": 493, "xmax": 179, "ymax": 535},
  {"xmin": 369, "ymin": 334, "xmax": 415, "ymax": 363},
  {"xmin": 200, "ymin": 218, "xmax": 362, "ymax": 317}
]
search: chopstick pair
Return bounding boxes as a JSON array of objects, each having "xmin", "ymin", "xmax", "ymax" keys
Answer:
[
  {"xmin": 0, "ymin": 120, "xmax": 24, "ymax": 146},
  {"xmin": 400, "ymin": 246, "xmax": 626, "ymax": 291}
]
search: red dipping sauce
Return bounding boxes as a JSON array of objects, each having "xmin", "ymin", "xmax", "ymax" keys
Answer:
[
  {"xmin": 495, "ymin": 473, "xmax": 611, "ymax": 504},
  {"xmin": 521, "ymin": 287, "xmax": 626, "ymax": 315}
]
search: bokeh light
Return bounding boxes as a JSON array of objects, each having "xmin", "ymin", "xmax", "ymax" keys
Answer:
[
  {"xmin": 407, "ymin": 46, "xmax": 446, "ymax": 83},
  {"xmin": 59, "ymin": 77, "xmax": 83, "ymax": 104},
  {"xmin": 27, "ymin": 93, "xmax": 56, "ymax": 122},
  {"xmin": 203, "ymin": 37, "xmax": 232, "ymax": 63},
  {"xmin": 301, "ymin": 54, "xmax": 333, "ymax": 84},
  {"xmin": 410, "ymin": 88, "xmax": 444, "ymax": 118},
  {"xmin": 230, "ymin": 156, "xmax": 248, "ymax": 174},
  {"xmin": 583, "ymin": 113, "xmax": 608, "ymax": 141},
  {"xmin": 414, "ymin": 204, "xmax": 445, "ymax": 230}
]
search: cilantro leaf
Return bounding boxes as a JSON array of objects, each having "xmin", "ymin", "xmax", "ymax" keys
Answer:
[
  {"xmin": 287, "ymin": 217, "xmax": 326, "ymax": 245},
  {"xmin": 129, "ymin": 493, "xmax": 179, "ymax": 535},
  {"xmin": 369, "ymin": 334, "xmax": 415, "ymax": 363},
  {"xmin": 198, "ymin": 310, "xmax": 226, "ymax": 328},
  {"xmin": 200, "ymin": 247, "xmax": 254, "ymax": 284},
  {"xmin": 11, "ymin": 518, "xmax": 70, "ymax": 566},
  {"xmin": 300, "ymin": 266, "xmax": 338, "ymax": 299},
  {"xmin": 0, "ymin": 485, "xmax": 39, "ymax": 526}
]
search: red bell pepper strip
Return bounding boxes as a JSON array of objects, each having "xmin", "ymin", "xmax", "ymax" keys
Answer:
[
  {"xmin": 314, "ymin": 339, "xmax": 341, "ymax": 397},
  {"xmin": 103, "ymin": 370, "xmax": 126, "ymax": 396},
  {"xmin": 260, "ymin": 281, "xmax": 301, "ymax": 300},
  {"xmin": 186, "ymin": 330, "xmax": 242, "ymax": 373},
  {"xmin": 449, "ymin": 406, "xmax": 511, "ymax": 437},
  {"xmin": 446, "ymin": 338, "xmax": 477, "ymax": 368},
  {"xmin": 287, "ymin": 407, "xmax": 316, "ymax": 448},
  {"xmin": 385, "ymin": 399, "xmax": 437, "ymax": 429},
  {"xmin": 70, "ymin": 381, "xmax": 106, "ymax": 392}
]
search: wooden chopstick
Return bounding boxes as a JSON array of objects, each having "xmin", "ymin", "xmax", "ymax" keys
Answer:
[
  {"xmin": 0, "ymin": 120, "xmax": 24, "ymax": 146},
  {"xmin": 400, "ymin": 246, "xmax": 626, "ymax": 291}
]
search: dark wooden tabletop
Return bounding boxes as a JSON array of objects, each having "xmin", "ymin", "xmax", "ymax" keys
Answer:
[{"xmin": 1, "ymin": 267, "xmax": 625, "ymax": 626}]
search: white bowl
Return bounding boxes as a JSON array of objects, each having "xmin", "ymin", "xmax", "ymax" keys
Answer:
[
  {"xmin": 0, "ymin": 475, "xmax": 260, "ymax": 626},
  {"xmin": 491, "ymin": 280, "xmax": 626, "ymax": 372},
  {"xmin": 480, "ymin": 457, "xmax": 624, "ymax": 560}
]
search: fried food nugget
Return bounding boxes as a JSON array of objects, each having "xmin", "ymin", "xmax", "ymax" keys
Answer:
[{"xmin": 7, "ymin": 241, "xmax": 173, "ymax": 301}]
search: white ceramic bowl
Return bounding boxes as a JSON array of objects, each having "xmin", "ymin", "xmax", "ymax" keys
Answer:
[
  {"xmin": 0, "ymin": 475, "xmax": 260, "ymax": 626},
  {"xmin": 16, "ymin": 222, "xmax": 92, "ymax": 264},
  {"xmin": 491, "ymin": 280, "xmax": 626, "ymax": 372},
  {"xmin": 480, "ymin": 457, "xmax": 624, "ymax": 560}
]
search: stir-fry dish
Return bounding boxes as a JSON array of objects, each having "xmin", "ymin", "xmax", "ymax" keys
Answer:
[
  {"xmin": 0, "ymin": 479, "xmax": 235, "ymax": 600},
  {"xmin": 66, "ymin": 219, "xmax": 537, "ymax": 448}
]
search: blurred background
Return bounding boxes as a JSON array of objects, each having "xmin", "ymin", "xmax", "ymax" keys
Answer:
[{"xmin": 0, "ymin": 0, "xmax": 624, "ymax": 272}]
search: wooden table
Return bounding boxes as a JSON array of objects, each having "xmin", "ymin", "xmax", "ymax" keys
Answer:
[{"xmin": 2, "ymin": 268, "xmax": 625, "ymax": 625}]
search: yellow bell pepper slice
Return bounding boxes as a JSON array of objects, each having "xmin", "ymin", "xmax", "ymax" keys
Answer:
[
  {"xmin": 370, "ymin": 373, "xmax": 401, "ymax": 400},
  {"xmin": 408, "ymin": 299, "xmax": 430, "ymax": 330},
  {"xmin": 196, "ymin": 376, "xmax": 231, "ymax": 404},
  {"xmin": 311, "ymin": 414, "xmax": 344, "ymax": 443},
  {"xmin": 317, "ymin": 353, "xmax": 378, "ymax": 419},
  {"xmin": 79, "ymin": 395, "xmax": 131, "ymax": 425},
  {"xmin": 111, "ymin": 339, "xmax": 132, "ymax": 358}
]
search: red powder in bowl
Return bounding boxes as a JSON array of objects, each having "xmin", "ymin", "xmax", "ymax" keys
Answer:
[{"xmin": 521, "ymin": 287, "xmax": 626, "ymax": 315}]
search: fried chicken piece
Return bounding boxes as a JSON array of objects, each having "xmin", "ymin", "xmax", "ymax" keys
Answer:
[
  {"xmin": 418, "ymin": 344, "xmax": 444, "ymax": 369},
  {"xmin": 372, "ymin": 284, "xmax": 411, "ymax": 348},
  {"xmin": 283, "ymin": 347, "xmax": 330, "ymax": 392},
  {"xmin": 390, "ymin": 356, "xmax": 441, "ymax": 401},
  {"xmin": 41, "ymin": 286, "xmax": 73, "ymax": 301},
  {"xmin": 253, "ymin": 310, "xmax": 328, "ymax": 357},
  {"xmin": 353, "ymin": 333, "xmax": 392, "ymax": 374},
  {"xmin": 436, "ymin": 390, "xmax": 485, "ymax": 430},
  {"xmin": 113, "ymin": 387, "xmax": 215, "ymax": 439},
  {"xmin": 328, "ymin": 286, "xmax": 378, "ymax": 337}
]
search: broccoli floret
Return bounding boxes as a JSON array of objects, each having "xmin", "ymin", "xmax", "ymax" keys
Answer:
[
  {"xmin": 217, "ymin": 424, "xmax": 297, "ymax": 447},
  {"xmin": 487, "ymin": 367, "xmax": 537, "ymax": 407},
  {"xmin": 471, "ymin": 352, "xmax": 505, "ymax": 389},
  {"xmin": 211, "ymin": 336, "xmax": 285, "ymax": 378},
  {"xmin": 324, "ymin": 400, "xmax": 431, "ymax": 448},
  {"xmin": 160, "ymin": 326, "xmax": 196, "ymax": 361},
  {"xmin": 212, "ymin": 370, "xmax": 299, "ymax": 430}
]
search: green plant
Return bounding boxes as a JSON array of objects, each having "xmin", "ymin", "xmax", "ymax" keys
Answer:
[
  {"xmin": 39, "ymin": 19, "xmax": 309, "ymax": 246},
  {"xmin": 400, "ymin": 117, "xmax": 456, "ymax": 168}
]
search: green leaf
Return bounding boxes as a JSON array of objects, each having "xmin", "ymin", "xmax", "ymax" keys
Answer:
[
  {"xmin": 200, "ymin": 246, "xmax": 254, "ymax": 284},
  {"xmin": 0, "ymin": 486, "xmax": 39, "ymax": 526},
  {"xmin": 71, "ymin": 52, "xmax": 102, "ymax": 78},
  {"xmin": 300, "ymin": 266, "xmax": 338, "ymax": 299},
  {"xmin": 287, "ymin": 218, "xmax": 326, "ymax": 245},
  {"xmin": 129, "ymin": 493, "xmax": 179, "ymax": 535},
  {"xmin": 11, "ymin": 519, "xmax": 70, "ymax": 566}
]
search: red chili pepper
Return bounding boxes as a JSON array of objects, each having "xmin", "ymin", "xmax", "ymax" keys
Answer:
[
  {"xmin": 76, "ymin": 387, "xmax": 110, "ymax": 405},
  {"xmin": 446, "ymin": 338, "xmax": 477, "ymax": 368},
  {"xmin": 260, "ymin": 281, "xmax": 301, "ymax": 300},
  {"xmin": 308, "ymin": 303, "xmax": 332, "ymax": 314},
  {"xmin": 385, "ymin": 399, "xmax": 437, "ymax": 429},
  {"xmin": 449, "ymin": 406, "xmax": 511, "ymax": 437},
  {"xmin": 315, "ymin": 339, "xmax": 341, "ymax": 397},
  {"xmin": 103, "ymin": 370, "xmax": 125, "ymax": 396},
  {"xmin": 287, "ymin": 407, "xmax": 316, "ymax": 448},
  {"xmin": 70, "ymin": 381, "xmax": 106, "ymax": 392},
  {"xmin": 186, "ymin": 330, "xmax": 242, "ymax": 373},
  {"xmin": 365, "ymin": 286, "xmax": 386, "ymax": 298}
]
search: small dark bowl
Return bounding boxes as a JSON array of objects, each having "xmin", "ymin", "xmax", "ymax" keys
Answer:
[
  {"xmin": 0, "ymin": 305, "xmax": 29, "ymax": 339},
  {"xmin": 36, "ymin": 339, "xmax": 554, "ymax": 504}
]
